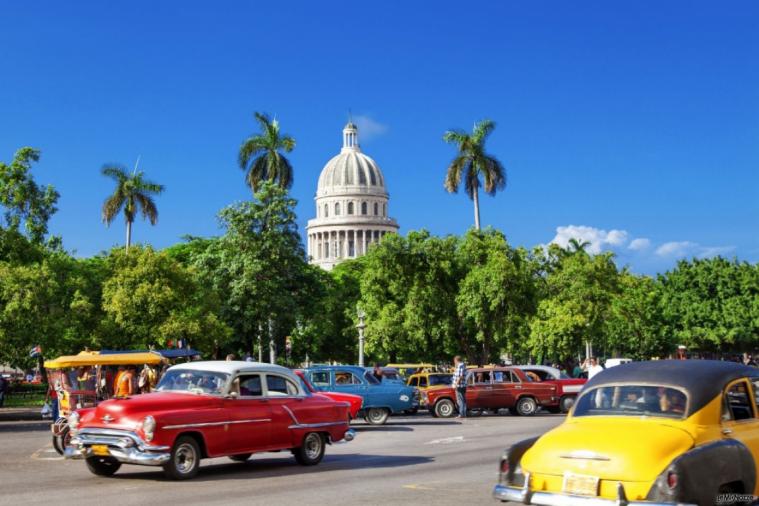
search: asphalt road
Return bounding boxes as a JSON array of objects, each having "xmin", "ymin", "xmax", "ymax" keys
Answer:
[{"xmin": 0, "ymin": 412, "xmax": 563, "ymax": 506}]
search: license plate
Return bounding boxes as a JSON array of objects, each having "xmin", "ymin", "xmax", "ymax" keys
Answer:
[
  {"xmin": 91, "ymin": 444, "xmax": 110, "ymax": 456},
  {"xmin": 563, "ymin": 472, "xmax": 599, "ymax": 496}
]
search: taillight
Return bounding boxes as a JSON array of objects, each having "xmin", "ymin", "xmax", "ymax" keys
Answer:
[
  {"xmin": 500, "ymin": 457, "xmax": 510, "ymax": 474},
  {"xmin": 666, "ymin": 471, "xmax": 678, "ymax": 489}
]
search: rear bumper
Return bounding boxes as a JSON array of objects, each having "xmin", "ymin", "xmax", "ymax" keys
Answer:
[
  {"xmin": 493, "ymin": 481, "xmax": 694, "ymax": 506},
  {"xmin": 65, "ymin": 428, "xmax": 170, "ymax": 466}
]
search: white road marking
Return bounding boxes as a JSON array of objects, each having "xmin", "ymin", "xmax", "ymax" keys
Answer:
[
  {"xmin": 31, "ymin": 445, "xmax": 64, "ymax": 461},
  {"xmin": 425, "ymin": 436, "xmax": 464, "ymax": 445}
]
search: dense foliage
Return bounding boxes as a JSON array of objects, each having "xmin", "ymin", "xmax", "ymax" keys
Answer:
[{"xmin": 0, "ymin": 147, "xmax": 757, "ymax": 370}]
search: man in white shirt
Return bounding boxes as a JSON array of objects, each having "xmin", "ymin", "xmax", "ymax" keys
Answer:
[{"xmin": 587, "ymin": 357, "xmax": 604, "ymax": 379}]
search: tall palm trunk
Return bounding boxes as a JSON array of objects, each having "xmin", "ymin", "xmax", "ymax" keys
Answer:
[
  {"xmin": 126, "ymin": 220, "xmax": 132, "ymax": 252},
  {"xmin": 472, "ymin": 186, "xmax": 481, "ymax": 230}
]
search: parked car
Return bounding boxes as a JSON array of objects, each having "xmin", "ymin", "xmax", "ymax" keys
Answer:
[
  {"xmin": 515, "ymin": 365, "xmax": 586, "ymax": 413},
  {"xmin": 364, "ymin": 367, "xmax": 405, "ymax": 385},
  {"xmin": 493, "ymin": 360, "xmax": 759, "ymax": 505},
  {"xmin": 304, "ymin": 365, "xmax": 418, "ymax": 425},
  {"xmin": 406, "ymin": 371, "xmax": 453, "ymax": 390},
  {"xmin": 605, "ymin": 357, "xmax": 633, "ymax": 368},
  {"xmin": 294, "ymin": 370, "xmax": 363, "ymax": 421},
  {"xmin": 64, "ymin": 361, "xmax": 354, "ymax": 480},
  {"xmin": 422, "ymin": 367, "xmax": 558, "ymax": 418},
  {"xmin": 386, "ymin": 363, "xmax": 441, "ymax": 377}
]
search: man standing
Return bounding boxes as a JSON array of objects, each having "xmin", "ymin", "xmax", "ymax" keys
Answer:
[
  {"xmin": 452, "ymin": 356, "xmax": 467, "ymax": 419},
  {"xmin": 587, "ymin": 357, "xmax": 604, "ymax": 380}
]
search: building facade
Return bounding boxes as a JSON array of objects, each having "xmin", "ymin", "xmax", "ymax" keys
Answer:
[{"xmin": 306, "ymin": 122, "xmax": 399, "ymax": 270}]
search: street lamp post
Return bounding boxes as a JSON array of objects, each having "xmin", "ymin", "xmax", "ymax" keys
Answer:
[
  {"xmin": 257, "ymin": 323, "xmax": 263, "ymax": 363},
  {"xmin": 356, "ymin": 309, "xmax": 366, "ymax": 367},
  {"xmin": 268, "ymin": 318, "xmax": 276, "ymax": 364}
]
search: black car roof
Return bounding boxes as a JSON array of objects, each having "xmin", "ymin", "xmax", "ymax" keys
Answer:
[{"xmin": 584, "ymin": 360, "xmax": 759, "ymax": 416}]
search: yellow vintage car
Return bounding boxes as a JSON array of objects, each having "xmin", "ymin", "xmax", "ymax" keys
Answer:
[
  {"xmin": 406, "ymin": 371, "xmax": 453, "ymax": 390},
  {"xmin": 493, "ymin": 360, "xmax": 759, "ymax": 505}
]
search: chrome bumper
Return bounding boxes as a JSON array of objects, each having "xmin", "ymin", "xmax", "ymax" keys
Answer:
[
  {"xmin": 65, "ymin": 428, "xmax": 170, "ymax": 466},
  {"xmin": 343, "ymin": 429, "xmax": 356, "ymax": 442},
  {"xmin": 493, "ymin": 478, "xmax": 694, "ymax": 506}
]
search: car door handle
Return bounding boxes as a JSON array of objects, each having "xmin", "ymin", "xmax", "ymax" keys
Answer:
[
  {"xmin": 514, "ymin": 385, "xmax": 522, "ymax": 389},
  {"xmin": 722, "ymin": 428, "xmax": 733, "ymax": 436}
]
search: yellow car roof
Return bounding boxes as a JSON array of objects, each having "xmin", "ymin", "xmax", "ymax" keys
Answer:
[
  {"xmin": 44, "ymin": 351, "xmax": 165, "ymax": 368},
  {"xmin": 386, "ymin": 363, "xmax": 436, "ymax": 369}
]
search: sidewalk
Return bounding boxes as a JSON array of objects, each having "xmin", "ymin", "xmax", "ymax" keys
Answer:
[{"xmin": 0, "ymin": 407, "xmax": 46, "ymax": 422}]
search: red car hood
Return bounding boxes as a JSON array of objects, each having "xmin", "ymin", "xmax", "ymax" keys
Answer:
[{"xmin": 80, "ymin": 392, "xmax": 221, "ymax": 430}]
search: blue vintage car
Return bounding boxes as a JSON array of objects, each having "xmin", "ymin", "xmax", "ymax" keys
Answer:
[{"xmin": 304, "ymin": 365, "xmax": 418, "ymax": 425}]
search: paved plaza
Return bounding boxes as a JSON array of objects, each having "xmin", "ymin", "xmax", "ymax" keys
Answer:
[{"xmin": 0, "ymin": 412, "xmax": 563, "ymax": 506}]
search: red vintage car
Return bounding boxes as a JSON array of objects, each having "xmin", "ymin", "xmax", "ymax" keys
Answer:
[
  {"xmin": 64, "ymin": 361, "xmax": 355, "ymax": 480},
  {"xmin": 421, "ymin": 367, "xmax": 558, "ymax": 417},
  {"xmin": 294, "ymin": 370, "xmax": 363, "ymax": 421},
  {"xmin": 515, "ymin": 364, "xmax": 587, "ymax": 413}
]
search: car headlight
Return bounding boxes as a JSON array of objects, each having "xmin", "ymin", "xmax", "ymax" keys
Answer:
[
  {"xmin": 68, "ymin": 411, "xmax": 80, "ymax": 434},
  {"xmin": 141, "ymin": 415, "xmax": 156, "ymax": 442}
]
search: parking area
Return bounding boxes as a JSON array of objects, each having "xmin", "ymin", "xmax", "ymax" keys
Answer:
[{"xmin": 1, "ymin": 412, "xmax": 563, "ymax": 506}]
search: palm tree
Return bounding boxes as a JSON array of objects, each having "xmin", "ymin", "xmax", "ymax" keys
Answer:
[
  {"xmin": 101, "ymin": 165, "xmax": 165, "ymax": 251},
  {"xmin": 443, "ymin": 119, "xmax": 506, "ymax": 230},
  {"xmin": 238, "ymin": 112, "xmax": 296, "ymax": 193},
  {"xmin": 567, "ymin": 238, "xmax": 591, "ymax": 253}
]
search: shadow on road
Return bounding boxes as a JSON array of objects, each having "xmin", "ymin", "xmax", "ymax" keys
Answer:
[
  {"xmin": 0, "ymin": 420, "xmax": 50, "ymax": 433},
  {"xmin": 111, "ymin": 453, "xmax": 433, "ymax": 482}
]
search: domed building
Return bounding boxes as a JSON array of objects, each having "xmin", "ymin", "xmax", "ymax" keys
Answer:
[{"xmin": 306, "ymin": 121, "xmax": 399, "ymax": 270}]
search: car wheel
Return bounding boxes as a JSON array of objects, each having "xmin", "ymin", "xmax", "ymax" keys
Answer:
[
  {"xmin": 434, "ymin": 399, "xmax": 455, "ymax": 418},
  {"xmin": 229, "ymin": 453, "xmax": 252, "ymax": 462},
  {"xmin": 294, "ymin": 432, "xmax": 325, "ymax": 466},
  {"xmin": 364, "ymin": 407, "xmax": 390, "ymax": 425},
  {"xmin": 85, "ymin": 456, "xmax": 122, "ymax": 477},
  {"xmin": 163, "ymin": 435, "xmax": 201, "ymax": 480},
  {"xmin": 560, "ymin": 395, "xmax": 575, "ymax": 413},
  {"xmin": 516, "ymin": 397, "xmax": 538, "ymax": 416}
]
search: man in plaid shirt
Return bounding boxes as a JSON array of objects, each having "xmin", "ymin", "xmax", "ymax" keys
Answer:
[{"xmin": 452, "ymin": 355, "xmax": 467, "ymax": 418}]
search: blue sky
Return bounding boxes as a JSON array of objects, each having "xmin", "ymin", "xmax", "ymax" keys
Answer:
[{"xmin": 1, "ymin": 1, "xmax": 757, "ymax": 273}]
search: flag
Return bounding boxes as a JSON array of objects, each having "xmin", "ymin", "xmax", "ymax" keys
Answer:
[{"xmin": 29, "ymin": 345, "xmax": 42, "ymax": 358}]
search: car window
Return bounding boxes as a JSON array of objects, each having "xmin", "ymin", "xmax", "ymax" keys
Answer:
[
  {"xmin": 751, "ymin": 378, "xmax": 759, "ymax": 412},
  {"xmin": 429, "ymin": 374, "xmax": 452, "ymax": 386},
  {"xmin": 509, "ymin": 371, "xmax": 522, "ymax": 383},
  {"xmin": 336, "ymin": 372, "xmax": 361, "ymax": 385},
  {"xmin": 364, "ymin": 372, "xmax": 379, "ymax": 384},
  {"xmin": 266, "ymin": 375, "xmax": 299, "ymax": 396},
  {"xmin": 493, "ymin": 371, "xmax": 506, "ymax": 383},
  {"xmin": 574, "ymin": 385, "xmax": 687, "ymax": 419},
  {"xmin": 237, "ymin": 374, "xmax": 263, "ymax": 397},
  {"xmin": 156, "ymin": 370, "xmax": 229, "ymax": 395},
  {"xmin": 473, "ymin": 371, "xmax": 492, "ymax": 384},
  {"xmin": 418, "ymin": 376, "xmax": 427, "ymax": 387},
  {"xmin": 310, "ymin": 371, "xmax": 331, "ymax": 387},
  {"xmin": 723, "ymin": 380, "xmax": 755, "ymax": 422}
]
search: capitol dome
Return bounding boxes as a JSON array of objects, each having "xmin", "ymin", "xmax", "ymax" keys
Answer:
[{"xmin": 306, "ymin": 121, "xmax": 399, "ymax": 270}]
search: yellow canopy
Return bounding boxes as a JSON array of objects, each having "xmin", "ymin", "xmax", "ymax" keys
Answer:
[{"xmin": 44, "ymin": 351, "xmax": 165, "ymax": 369}]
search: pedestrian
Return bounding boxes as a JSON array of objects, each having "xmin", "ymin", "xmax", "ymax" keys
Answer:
[
  {"xmin": 226, "ymin": 354, "xmax": 236, "ymax": 361},
  {"xmin": 372, "ymin": 363, "xmax": 383, "ymax": 382},
  {"xmin": 452, "ymin": 355, "xmax": 467, "ymax": 419},
  {"xmin": 0, "ymin": 375, "xmax": 7, "ymax": 408},
  {"xmin": 115, "ymin": 366, "xmax": 135, "ymax": 397},
  {"xmin": 587, "ymin": 357, "xmax": 604, "ymax": 380}
]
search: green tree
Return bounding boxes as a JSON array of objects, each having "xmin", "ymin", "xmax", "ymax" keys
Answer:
[
  {"xmin": 443, "ymin": 120, "xmax": 506, "ymax": 230},
  {"xmin": 0, "ymin": 147, "xmax": 59, "ymax": 243},
  {"xmin": 456, "ymin": 229, "xmax": 536, "ymax": 364},
  {"xmin": 100, "ymin": 246, "xmax": 230, "ymax": 353},
  {"xmin": 101, "ymin": 165, "xmax": 164, "ymax": 251},
  {"xmin": 605, "ymin": 273, "xmax": 671, "ymax": 359},
  {"xmin": 529, "ymin": 248, "xmax": 620, "ymax": 362},
  {"xmin": 187, "ymin": 182, "xmax": 312, "ymax": 360},
  {"xmin": 238, "ymin": 112, "xmax": 296, "ymax": 193},
  {"xmin": 659, "ymin": 257, "xmax": 759, "ymax": 351},
  {"xmin": 359, "ymin": 231, "xmax": 461, "ymax": 363}
]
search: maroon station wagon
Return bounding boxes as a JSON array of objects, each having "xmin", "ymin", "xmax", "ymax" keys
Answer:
[{"xmin": 421, "ymin": 367, "xmax": 558, "ymax": 417}]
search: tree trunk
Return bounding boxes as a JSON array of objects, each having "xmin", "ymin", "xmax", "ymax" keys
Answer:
[
  {"xmin": 125, "ymin": 220, "xmax": 133, "ymax": 252},
  {"xmin": 473, "ymin": 186, "xmax": 481, "ymax": 230}
]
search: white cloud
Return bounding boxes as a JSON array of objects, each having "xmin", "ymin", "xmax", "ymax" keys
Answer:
[
  {"xmin": 655, "ymin": 241, "xmax": 696, "ymax": 257},
  {"xmin": 550, "ymin": 225, "xmax": 629, "ymax": 254},
  {"xmin": 628, "ymin": 238, "xmax": 651, "ymax": 251},
  {"xmin": 655, "ymin": 241, "xmax": 735, "ymax": 259},
  {"xmin": 353, "ymin": 114, "xmax": 388, "ymax": 142}
]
